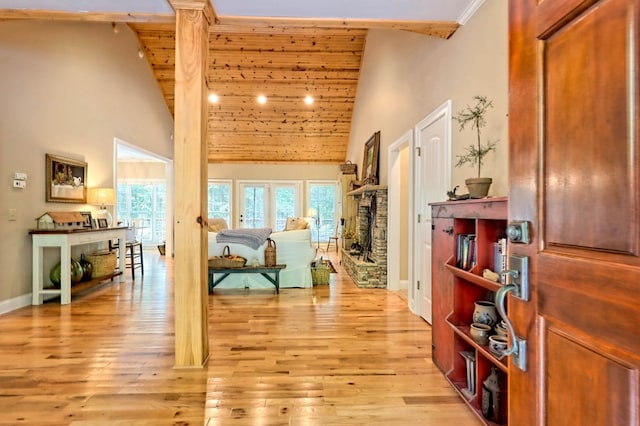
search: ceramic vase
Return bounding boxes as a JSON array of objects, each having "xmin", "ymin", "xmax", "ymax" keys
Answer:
[
  {"xmin": 469, "ymin": 323, "xmax": 492, "ymax": 346},
  {"xmin": 473, "ymin": 301, "xmax": 498, "ymax": 327}
]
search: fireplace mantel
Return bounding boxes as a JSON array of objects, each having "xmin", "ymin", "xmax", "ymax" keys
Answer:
[{"xmin": 346, "ymin": 184, "xmax": 387, "ymax": 196}]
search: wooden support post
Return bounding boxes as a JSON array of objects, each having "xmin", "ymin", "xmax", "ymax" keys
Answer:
[{"xmin": 171, "ymin": 0, "xmax": 214, "ymax": 367}]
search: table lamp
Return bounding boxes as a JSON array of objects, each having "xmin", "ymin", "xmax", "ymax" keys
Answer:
[
  {"xmin": 88, "ymin": 187, "xmax": 116, "ymax": 227},
  {"xmin": 307, "ymin": 208, "xmax": 320, "ymax": 250}
]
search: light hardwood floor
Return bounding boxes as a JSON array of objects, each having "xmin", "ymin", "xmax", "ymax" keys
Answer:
[{"xmin": 0, "ymin": 250, "xmax": 479, "ymax": 425}]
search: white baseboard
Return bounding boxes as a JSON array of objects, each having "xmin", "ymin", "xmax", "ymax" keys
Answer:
[
  {"xmin": 0, "ymin": 293, "xmax": 32, "ymax": 315},
  {"xmin": 398, "ymin": 279, "xmax": 408, "ymax": 290}
]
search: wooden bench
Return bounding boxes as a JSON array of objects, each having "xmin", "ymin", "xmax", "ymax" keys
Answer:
[{"xmin": 208, "ymin": 264, "xmax": 286, "ymax": 294}]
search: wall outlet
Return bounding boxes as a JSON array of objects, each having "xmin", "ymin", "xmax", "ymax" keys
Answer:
[
  {"xmin": 8, "ymin": 209, "xmax": 16, "ymax": 221},
  {"xmin": 13, "ymin": 180, "xmax": 26, "ymax": 188}
]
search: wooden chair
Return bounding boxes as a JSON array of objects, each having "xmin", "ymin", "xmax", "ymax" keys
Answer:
[{"xmin": 326, "ymin": 223, "xmax": 340, "ymax": 253}]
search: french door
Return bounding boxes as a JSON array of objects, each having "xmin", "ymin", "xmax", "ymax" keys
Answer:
[{"xmin": 238, "ymin": 181, "xmax": 301, "ymax": 230}]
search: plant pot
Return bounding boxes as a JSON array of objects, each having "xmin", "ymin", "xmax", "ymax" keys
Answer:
[
  {"xmin": 465, "ymin": 177, "xmax": 493, "ymax": 198},
  {"xmin": 342, "ymin": 238, "xmax": 353, "ymax": 250}
]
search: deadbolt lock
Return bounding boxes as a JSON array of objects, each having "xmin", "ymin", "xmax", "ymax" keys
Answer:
[{"xmin": 507, "ymin": 221, "xmax": 530, "ymax": 244}]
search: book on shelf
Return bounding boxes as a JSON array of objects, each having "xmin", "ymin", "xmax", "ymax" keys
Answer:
[{"xmin": 456, "ymin": 233, "xmax": 476, "ymax": 270}]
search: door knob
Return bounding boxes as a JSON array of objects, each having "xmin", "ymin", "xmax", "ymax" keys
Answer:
[{"xmin": 507, "ymin": 221, "xmax": 530, "ymax": 244}]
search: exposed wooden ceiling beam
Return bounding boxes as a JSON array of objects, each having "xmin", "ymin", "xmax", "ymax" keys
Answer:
[
  {"xmin": 0, "ymin": 9, "xmax": 175, "ymax": 23},
  {"xmin": 215, "ymin": 15, "xmax": 459, "ymax": 39}
]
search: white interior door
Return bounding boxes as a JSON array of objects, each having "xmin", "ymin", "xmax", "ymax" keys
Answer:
[{"xmin": 413, "ymin": 101, "xmax": 451, "ymax": 323}]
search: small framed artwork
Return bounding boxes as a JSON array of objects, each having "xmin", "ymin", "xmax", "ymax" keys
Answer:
[
  {"xmin": 46, "ymin": 154, "xmax": 88, "ymax": 203},
  {"xmin": 361, "ymin": 131, "xmax": 381, "ymax": 185},
  {"xmin": 97, "ymin": 218, "xmax": 109, "ymax": 229},
  {"xmin": 80, "ymin": 211, "xmax": 93, "ymax": 228}
]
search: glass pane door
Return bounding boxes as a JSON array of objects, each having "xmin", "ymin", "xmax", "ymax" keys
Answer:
[
  {"xmin": 308, "ymin": 183, "xmax": 337, "ymax": 243},
  {"xmin": 239, "ymin": 184, "xmax": 267, "ymax": 228},
  {"xmin": 274, "ymin": 185, "xmax": 296, "ymax": 231}
]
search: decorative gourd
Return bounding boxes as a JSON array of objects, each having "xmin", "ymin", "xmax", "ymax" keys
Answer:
[
  {"xmin": 50, "ymin": 259, "xmax": 84, "ymax": 288},
  {"xmin": 79, "ymin": 254, "xmax": 93, "ymax": 282}
]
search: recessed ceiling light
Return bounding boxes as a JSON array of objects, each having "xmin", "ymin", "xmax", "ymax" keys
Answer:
[
  {"xmin": 208, "ymin": 93, "xmax": 219, "ymax": 104},
  {"xmin": 257, "ymin": 95, "xmax": 267, "ymax": 105},
  {"xmin": 304, "ymin": 95, "xmax": 314, "ymax": 105}
]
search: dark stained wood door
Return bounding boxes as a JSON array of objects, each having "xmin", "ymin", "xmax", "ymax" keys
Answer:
[{"xmin": 509, "ymin": 0, "xmax": 640, "ymax": 424}]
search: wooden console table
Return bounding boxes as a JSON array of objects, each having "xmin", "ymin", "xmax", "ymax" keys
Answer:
[
  {"xmin": 30, "ymin": 227, "xmax": 128, "ymax": 305},
  {"xmin": 208, "ymin": 265, "xmax": 286, "ymax": 294}
]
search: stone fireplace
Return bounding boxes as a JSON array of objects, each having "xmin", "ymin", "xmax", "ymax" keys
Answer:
[{"xmin": 341, "ymin": 186, "xmax": 387, "ymax": 288}]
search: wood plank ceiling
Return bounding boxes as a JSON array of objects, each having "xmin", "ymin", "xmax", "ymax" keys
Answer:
[
  {"xmin": 131, "ymin": 23, "xmax": 366, "ymax": 164},
  {"xmin": 131, "ymin": 21, "xmax": 456, "ymax": 164}
]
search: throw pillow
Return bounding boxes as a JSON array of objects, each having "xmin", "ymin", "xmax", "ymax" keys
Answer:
[
  {"xmin": 208, "ymin": 217, "xmax": 229, "ymax": 233},
  {"xmin": 284, "ymin": 217, "xmax": 309, "ymax": 231}
]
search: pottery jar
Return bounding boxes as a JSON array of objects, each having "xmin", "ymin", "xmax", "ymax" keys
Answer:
[
  {"xmin": 489, "ymin": 335, "xmax": 508, "ymax": 357},
  {"xmin": 495, "ymin": 320, "xmax": 508, "ymax": 337},
  {"xmin": 469, "ymin": 323, "xmax": 492, "ymax": 346},
  {"xmin": 473, "ymin": 300, "xmax": 499, "ymax": 327}
]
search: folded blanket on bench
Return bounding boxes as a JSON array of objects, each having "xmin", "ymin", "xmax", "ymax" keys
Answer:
[{"xmin": 216, "ymin": 227, "xmax": 272, "ymax": 250}]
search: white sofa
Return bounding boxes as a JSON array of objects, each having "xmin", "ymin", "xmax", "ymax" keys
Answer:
[{"xmin": 207, "ymin": 228, "xmax": 316, "ymax": 289}]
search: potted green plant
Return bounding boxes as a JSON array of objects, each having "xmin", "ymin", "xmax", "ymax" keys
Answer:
[{"xmin": 454, "ymin": 95, "xmax": 498, "ymax": 198}]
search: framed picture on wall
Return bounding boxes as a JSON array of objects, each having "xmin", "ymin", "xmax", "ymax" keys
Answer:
[
  {"xmin": 45, "ymin": 154, "xmax": 88, "ymax": 203},
  {"xmin": 97, "ymin": 218, "xmax": 109, "ymax": 229},
  {"xmin": 361, "ymin": 131, "xmax": 381, "ymax": 185}
]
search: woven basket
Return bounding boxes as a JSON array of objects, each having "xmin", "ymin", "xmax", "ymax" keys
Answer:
[
  {"xmin": 340, "ymin": 160, "xmax": 357, "ymax": 174},
  {"xmin": 311, "ymin": 264, "xmax": 330, "ymax": 285},
  {"xmin": 208, "ymin": 245, "xmax": 247, "ymax": 268},
  {"xmin": 86, "ymin": 249, "xmax": 117, "ymax": 278}
]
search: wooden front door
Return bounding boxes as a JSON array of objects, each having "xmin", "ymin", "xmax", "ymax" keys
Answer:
[{"xmin": 509, "ymin": 0, "xmax": 640, "ymax": 424}]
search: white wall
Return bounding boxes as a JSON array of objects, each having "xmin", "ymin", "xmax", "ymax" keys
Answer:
[
  {"xmin": 346, "ymin": 1, "xmax": 508, "ymax": 197},
  {"xmin": 0, "ymin": 20, "xmax": 173, "ymax": 309},
  {"xmin": 119, "ymin": 162, "xmax": 167, "ymax": 180},
  {"xmin": 208, "ymin": 163, "xmax": 339, "ymax": 181}
]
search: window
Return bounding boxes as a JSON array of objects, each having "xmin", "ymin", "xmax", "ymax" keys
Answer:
[
  {"xmin": 308, "ymin": 182, "xmax": 338, "ymax": 242},
  {"xmin": 116, "ymin": 181, "xmax": 166, "ymax": 244},
  {"xmin": 208, "ymin": 180, "xmax": 231, "ymax": 225}
]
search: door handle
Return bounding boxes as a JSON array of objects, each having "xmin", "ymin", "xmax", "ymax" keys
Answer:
[
  {"xmin": 500, "ymin": 254, "xmax": 529, "ymax": 301},
  {"xmin": 495, "ymin": 284, "xmax": 527, "ymax": 371},
  {"xmin": 494, "ymin": 254, "xmax": 529, "ymax": 371}
]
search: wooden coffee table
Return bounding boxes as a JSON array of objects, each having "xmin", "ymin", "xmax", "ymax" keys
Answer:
[{"xmin": 208, "ymin": 264, "xmax": 286, "ymax": 294}]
